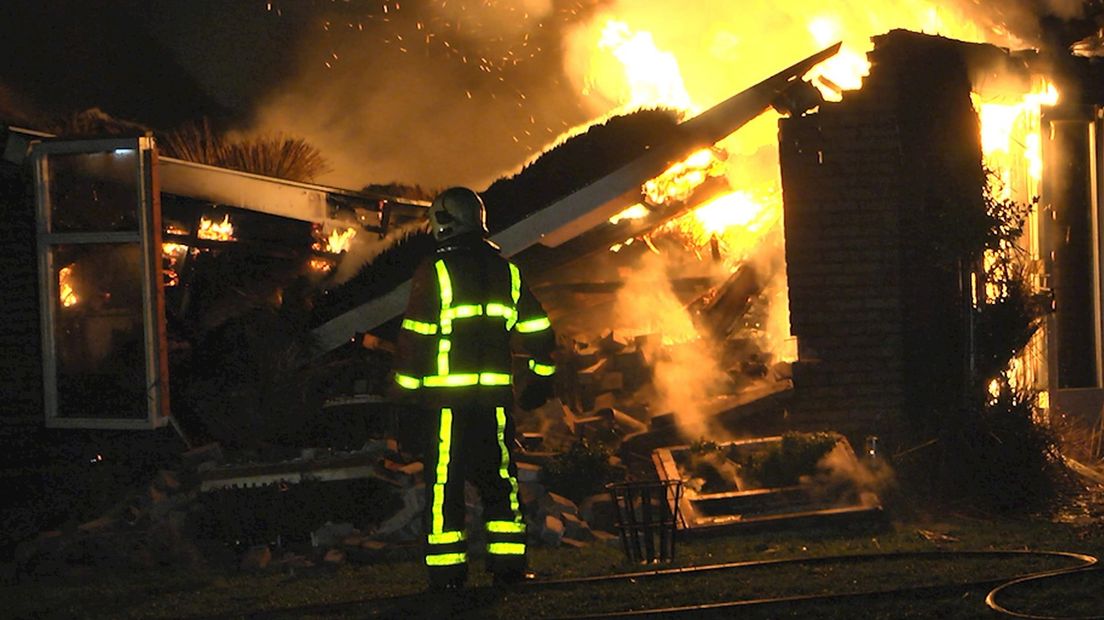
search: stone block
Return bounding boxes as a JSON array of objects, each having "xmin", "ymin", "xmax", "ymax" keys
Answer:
[
  {"xmin": 562, "ymin": 512, "xmax": 594, "ymax": 541},
  {"xmin": 539, "ymin": 492, "xmax": 578, "ymax": 518},
  {"xmin": 516, "ymin": 462, "xmax": 542, "ymax": 483},
  {"xmin": 540, "ymin": 515, "xmax": 565, "ymax": 546},
  {"xmin": 580, "ymin": 494, "xmax": 618, "ymax": 532}
]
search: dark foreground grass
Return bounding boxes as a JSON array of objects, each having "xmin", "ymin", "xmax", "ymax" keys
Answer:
[{"xmin": 3, "ymin": 515, "xmax": 1101, "ymax": 619}]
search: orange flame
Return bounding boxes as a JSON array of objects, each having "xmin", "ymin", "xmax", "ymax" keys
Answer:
[
  {"xmin": 198, "ymin": 214, "xmax": 235, "ymax": 241},
  {"xmin": 643, "ymin": 148, "xmax": 725, "ymax": 206},
  {"xmin": 325, "ymin": 227, "xmax": 358, "ymax": 253},
  {"xmin": 59, "ymin": 266, "xmax": 78, "ymax": 308},
  {"xmin": 310, "ymin": 257, "xmax": 334, "ymax": 273}
]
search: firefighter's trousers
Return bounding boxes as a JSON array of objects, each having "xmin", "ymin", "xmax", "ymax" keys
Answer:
[{"xmin": 423, "ymin": 403, "xmax": 526, "ymax": 585}]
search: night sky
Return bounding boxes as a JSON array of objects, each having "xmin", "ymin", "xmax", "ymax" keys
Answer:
[{"xmin": 0, "ymin": 0, "xmax": 607, "ymax": 190}]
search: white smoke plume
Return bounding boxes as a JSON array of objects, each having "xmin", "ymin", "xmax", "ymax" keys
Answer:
[
  {"xmin": 252, "ymin": 1, "xmax": 601, "ymax": 191},
  {"xmin": 612, "ymin": 250, "xmax": 731, "ymax": 439}
]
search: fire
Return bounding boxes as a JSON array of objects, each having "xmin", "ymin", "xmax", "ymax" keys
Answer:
[
  {"xmin": 608, "ymin": 203, "xmax": 650, "ymax": 225},
  {"xmin": 325, "ymin": 227, "xmax": 358, "ymax": 254},
  {"xmin": 643, "ymin": 148, "xmax": 725, "ymax": 206},
  {"xmin": 310, "ymin": 257, "xmax": 334, "ymax": 273},
  {"xmin": 974, "ymin": 81, "xmax": 1058, "ymax": 192},
  {"xmin": 591, "ymin": 19, "xmax": 696, "ymax": 112},
  {"xmin": 198, "ymin": 214, "xmax": 235, "ymax": 241},
  {"xmin": 59, "ymin": 266, "xmax": 78, "ymax": 308},
  {"xmin": 804, "ymin": 17, "xmax": 870, "ymax": 100}
]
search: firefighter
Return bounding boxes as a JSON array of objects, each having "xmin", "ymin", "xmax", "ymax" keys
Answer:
[{"xmin": 393, "ymin": 186, "xmax": 556, "ymax": 591}]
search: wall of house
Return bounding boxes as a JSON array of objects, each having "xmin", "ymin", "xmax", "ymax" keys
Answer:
[
  {"xmin": 0, "ymin": 160, "xmax": 42, "ymax": 426},
  {"xmin": 778, "ymin": 31, "xmax": 986, "ymax": 449}
]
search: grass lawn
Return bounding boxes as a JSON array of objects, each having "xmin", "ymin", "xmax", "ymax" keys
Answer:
[{"xmin": 4, "ymin": 511, "xmax": 1102, "ymax": 619}]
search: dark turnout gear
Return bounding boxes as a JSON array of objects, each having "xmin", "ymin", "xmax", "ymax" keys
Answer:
[{"xmin": 393, "ymin": 216, "xmax": 556, "ymax": 587}]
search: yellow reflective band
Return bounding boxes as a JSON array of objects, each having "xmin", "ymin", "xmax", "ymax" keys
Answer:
[
  {"xmin": 426, "ymin": 552, "xmax": 467, "ymax": 566},
  {"xmin": 529, "ymin": 359, "xmax": 556, "ymax": 377},
  {"xmin": 487, "ymin": 542, "xmax": 526, "ymax": 556},
  {"xmin": 435, "ymin": 260, "xmax": 453, "ymax": 308},
  {"xmin": 436, "ymin": 260, "xmax": 454, "ymax": 335},
  {"xmin": 486, "ymin": 520, "xmax": 526, "ymax": 534},
  {"xmin": 443, "ymin": 304, "xmax": 483, "ymax": 321},
  {"xmin": 424, "ymin": 373, "xmax": 479, "ymax": 388},
  {"xmin": 401, "ymin": 318, "xmax": 438, "ymax": 335},
  {"xmin": 395, "ymin": 374, "xmax": 421, "ymax": 389},
  {"xmin": 427, "ymin": 530, "xmax": 466, "ymax": 545},
  {"xmin": 508, "ymin": 263, "xmax": 521, "ymax": 306},
  {"xmin": 431, "ymin": 408, "xmax": 453, "ymax": 535},
  {"xmin": 515, "ymin": 317, "xmax": 551, "ymax": 333},
  {"xmin": 420, "ymin": 373, "xmax": 512, "ymax": 388},
  {"xmin": 479, "ymin": 372, "xmax": 512, "ymax": 386},
  {"xmin": 485, "ymin": 303, "xmax": 517, "ymax": 329},
  {"xmin": 495, "ymin": 406, "xmax": 522, "ymax": 520},
  {"xmin": 437, "ymin": 339, "xmax": 451, "ymax": 376}
]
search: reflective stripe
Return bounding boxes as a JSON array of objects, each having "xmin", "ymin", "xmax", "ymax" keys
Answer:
[
  {"xmin": 479, "ymin": 372, "xmax": 512, "ymax": 386},
  {"xmin": 431, "ymin": 408, "xmax": 454, "ymax": 535},
  {"xmin": 529, "ymin": 359, "xmax": 556, "ymax": 377},
  {"xmin": 435, "ymin": 260, "xmax": 453, "ymax": 308},
  {"xmin": 443, "ymin": 304, "xmax": 483, "ymax": 321},
  {"xmin": 515, "ymin": 317, "xmax": 552, "ymax": 333},
  {"xmin": 421, "ymin": 372, "xmax": 513, "ymax": 388},
  {"xmin": 508, "ymin": 263, "xmax": 521, "ymax": 330},
  {"xmin": 495, "ymin": 406, "xmax": 522, "ymax": 520},
  {"xmin": 509, "ymin": 263, "xmax": 521, "ymax": 305},
  {"xmin": 436, "ymin": 260, "xmax": 454, "ymax": 335},
  {"xmin": 487, "ymin": 542, "xmax": 526, "ymax": 556},
  {"xmin": 424, "ymin": 373, "xmax": 478, "ymax": 388},
  {"xmin": 427, "ymin": 530, "xmax": 466, "ymax": 545},
  {"xmin": 486, "ymin": 520, "xmax": 526, "ymax": 534},
  {"xmin": 437, "ymin": 339, "xmax": 451, "ymax": 376},
  {"xmin": 485, "ymin": 303, "xmax": 517, "ymax": 328},
  {"xmin": 401, "ymin": 318, "xmax": 438, "ymax": 335},
  {"xmin": 395, "ymin": 373, "xmax": 421, "ymax": 389},
  {"xmin": 426, "ymin": 552, "xmax": 467, "ymax": 566}
]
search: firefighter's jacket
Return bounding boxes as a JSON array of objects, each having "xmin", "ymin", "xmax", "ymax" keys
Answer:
[{"xmin": 393, "ymin": 235, "xmax": 556, "ymax": 404}]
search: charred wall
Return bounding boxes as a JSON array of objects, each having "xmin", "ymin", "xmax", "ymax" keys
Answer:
[
  {"xmin": 0, "ymin": 159, "xmax": 41, "ymax": 425},
  {"xmin": 779, "ymin": 30, "xmax": 985, "ymax": 447}
]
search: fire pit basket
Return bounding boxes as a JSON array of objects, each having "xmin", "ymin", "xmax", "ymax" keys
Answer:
[{"xmin": 606, "ymin": 479, "xmax": 683, "ymax": 563}]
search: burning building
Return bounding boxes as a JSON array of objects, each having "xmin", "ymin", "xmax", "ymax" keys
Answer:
[{"xmin": 3, "ymin": 2, "xmax": 1104, "ymax": 545}]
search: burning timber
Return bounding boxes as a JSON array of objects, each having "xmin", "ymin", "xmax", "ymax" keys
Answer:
[{"xmin": 309, "ymin": 43, "xmax": 842, "ymax": 355}]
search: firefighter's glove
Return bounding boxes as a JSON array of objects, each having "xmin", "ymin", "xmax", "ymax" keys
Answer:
[{"xmin": 518, "ymin": 375, "xmax": 554, "ymax": 411}]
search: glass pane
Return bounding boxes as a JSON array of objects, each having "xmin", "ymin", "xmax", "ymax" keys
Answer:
[
  {"xmin": 51, "ymin": 243, "xmax": 148, "ymax": 419},
  {"xmin": 48, "ymin": 150, "xmax": 140, "ymax": 233}
]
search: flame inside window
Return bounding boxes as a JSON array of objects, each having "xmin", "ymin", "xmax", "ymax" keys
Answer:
[
  {"xmin": 59, "ymin": 266, "xmax": 78, "ymax": 308},
  {"xmin": 198, "ymin": 214, "xmax": 235, "ymax": 241}
]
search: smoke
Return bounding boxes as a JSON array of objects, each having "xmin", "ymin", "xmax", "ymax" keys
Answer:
[
  {"xmin": 251, "ymin": 1, "xmax": 603, "ymax": 191},
  {"xmin": 329, "ymin": 218, "xmax": 427, "ymax": 286},
  {"xmin": 806, "ymin": 441, "xmax": 896, "ymax": 508},
  {"xmin": 613, "ymin": 250, "xmax": 730, "ymax": 439}
]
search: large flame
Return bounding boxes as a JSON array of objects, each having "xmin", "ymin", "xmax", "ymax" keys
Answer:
[{"xmin": 573, "ymin": 2, "xmax": 1049, "ymax": 423}]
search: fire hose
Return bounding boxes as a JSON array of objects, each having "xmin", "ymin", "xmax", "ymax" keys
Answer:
[
  {"xmin": 531, "ymin": 550, "xmax": 1102, "ymax": 619},
  {"xmin": 223, "ymin": 549, "xmax": 1101, "ymax": 619}
]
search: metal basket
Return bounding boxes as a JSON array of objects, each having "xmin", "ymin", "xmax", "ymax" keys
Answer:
[{"xmin": 606, "ymin": 479, "xmax": 683, "ymax": 564}]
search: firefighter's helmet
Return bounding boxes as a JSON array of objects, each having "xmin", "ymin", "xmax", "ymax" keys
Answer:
[{"xmin": 428, "ymin": 187, "xmax": 488, "ymax": 241}]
